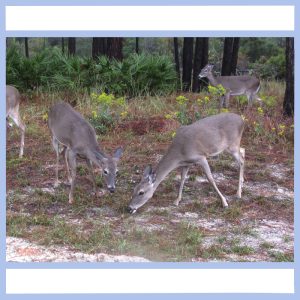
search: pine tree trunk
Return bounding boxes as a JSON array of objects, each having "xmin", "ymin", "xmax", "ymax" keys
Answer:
[
  {"xmin": 283, "ymin": 37, "xmax": 294, "ymax": 117},
  {"xmin": 192, "ymin": 38, "xmax": 209, "ymax": 92},
  {"xmin": 24, "ymin": 38, "xmax": 29, "ymax": 58},
  {"xmin": 221, "ymin": 38, "xmax": 234, "ymax": 76},
  {"xmin": 68, "ymin": 38, "xmax": 76, "ymax": 56},
  {"xmin": 173, "ymin": 38, "xmax": 181, "ymax": 87},
  {"xmin": 106, "ymin": 38, "xmax": 123, "ymax": 60},
  {"xmin": 61, "ymin": 38, "xmax": 65, "ymax": 54},
  {"xmin": 92, "ymin": 38, "xmax": 106, "ymax": 59},
  {"xmin": 182, "ymin": 38, "xmax": 194, "ymax": 91},
  {"xmin": 135, "ymin": 38, "xmax": 139, "ymax": 54},
  {"xmin": 230, "ymin": 38, "xmax": 240, "ymax": 75}
]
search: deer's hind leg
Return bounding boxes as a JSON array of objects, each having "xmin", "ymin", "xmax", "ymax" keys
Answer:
[
  {"xmin": 227, "ymin": 146, "xmax": 245, "ymax": 198},
  {"xmin": 9, "ymin": 107, "xmax": 25, "ymax": 157},
  {"xmin": 62, "ymin": 147, "xmax": 72, "ymax": 185}
]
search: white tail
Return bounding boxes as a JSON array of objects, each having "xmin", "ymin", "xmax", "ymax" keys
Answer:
[
  {"xmin": 128, "ymin": 113, "xmax": 245, "ymax": 214},
  {"xmin": 48, "ymin": 102, "xmax": 123, "ymax": 204},
  {"xmin": 6, "ymin": 85, "xmax": 25, "ymax": 158},
  {"xmin": 199, "ymin": 64, "xmax": 261, "ymax": 109}
]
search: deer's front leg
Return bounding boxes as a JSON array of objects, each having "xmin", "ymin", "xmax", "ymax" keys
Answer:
[{"xmin": 67, "ymin": 150, "xmax": 77, "ymax": 204}]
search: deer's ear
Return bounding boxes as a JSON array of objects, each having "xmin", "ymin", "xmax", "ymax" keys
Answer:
[
  {"xmin": 143, "ymin": 165, "xmax": 156, "ymax": 183},
  {"xmin": 143, "ymin": 165, "xmax": 152, "ymax": 178},
  {"xmin": 94, "ymin": 151, "xmax": 108, "ymax": 162},
  {"xmin": 113, "ymin": 147, "xmax": 123, "ymax": 160},
  {"xmin": 149, "ymin": 172, "xmax": 156, "ymax": 184}
]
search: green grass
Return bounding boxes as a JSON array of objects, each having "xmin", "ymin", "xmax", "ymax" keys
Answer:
[
  {"xmin": 6, "ymin": 87, "xmax": 294, "ymax": 262},
  {"xmin": 269, "ymin": 251, "xmax": 294, "ymax": 262}
]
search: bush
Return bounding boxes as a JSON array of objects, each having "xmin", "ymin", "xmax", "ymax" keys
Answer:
[
  {"xmin": 89, "ymin": 92, "xmax": 127, "ymax": 134},
  {"xmin": 6, "ymin": 45, "xmax": 177, "ymax": 96}
]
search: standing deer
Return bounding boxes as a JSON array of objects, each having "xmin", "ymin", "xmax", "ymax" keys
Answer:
[
  {"xmin": 6, "ymin": 85, "xmax": 25, "ymax": 158},
  {"xmin": 199, "ymin": 64, "xmax": 261, "ymax": 109},
  {"xmin": 48, "ymin": 102, "xmax": 123, "ymax": 204},
  {"xmin": 128, "ymin": 113, "xmax": 245, "ymax": 214}
]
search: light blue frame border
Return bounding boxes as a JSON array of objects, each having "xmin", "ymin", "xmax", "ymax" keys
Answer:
[{"xmin": 1, "ymin": 0, "xmax": 298, "ymax": 299}]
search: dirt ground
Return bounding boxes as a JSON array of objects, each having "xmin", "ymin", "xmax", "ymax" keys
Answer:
[{"xmin": 6, "ymin": 100, "xmax": 294, "ymax": 262}]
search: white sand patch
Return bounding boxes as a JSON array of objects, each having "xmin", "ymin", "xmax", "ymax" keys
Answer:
[{"xmin": 6, "ymin": 237, "xmax": 150, "ymax": 262}]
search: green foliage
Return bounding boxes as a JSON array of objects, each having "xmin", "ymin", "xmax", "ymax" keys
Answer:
[
  {"xmin": 240, "ymin": 38, "xmax": 283, "ymax": 63},
  {"xmin": 89, "ymin": 92, "xmax": 127, "ymax": 134},
  {"xmin": 208, "ymin": 84, "xmax": 226, "ymax": 96},
  {"xmin": 249, "ymin": 47, "xmax": 285, "ymax": 79},
  {"xmin": 261, "ymin": 95, "xmax": 277, "ymax": 108},
  {"xmin": 6, "ymin": 45, "xmax": 177, "ymax": 96}
]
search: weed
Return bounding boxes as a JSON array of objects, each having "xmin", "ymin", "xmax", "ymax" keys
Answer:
[{"xmin": 269, "ymin": 251, "xmax": 293, "ymax": 262}]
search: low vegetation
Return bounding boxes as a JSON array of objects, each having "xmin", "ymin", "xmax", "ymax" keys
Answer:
[{"xmin": 6, "ymin": 82, "xmax": 294, "ymax": 262}]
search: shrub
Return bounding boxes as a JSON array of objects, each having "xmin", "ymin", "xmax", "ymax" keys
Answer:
[
  {"xmin": 89, "ymin": 92, "xmax": 127, "ymax": 134},
  {"xmin": 6, "ymin": 46, "xmax": 177, "ymax": 96}
]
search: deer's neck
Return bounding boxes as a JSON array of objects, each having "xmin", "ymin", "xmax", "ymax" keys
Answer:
[
  {"xmin": 207, "ymin": 72, "xmax": 219, "ymax": 86},
  {"xmin": 153, "ymin": 149, "xmax": 179, "ymax": 190}
]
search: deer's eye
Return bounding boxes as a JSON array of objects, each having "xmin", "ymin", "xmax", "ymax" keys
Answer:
[
  {"xmin": 138, "ymin": 191, "xmax": 145, "ymax": 196},
  {"xmin": 104, "ymin": 169, "xmax": 109, "ymax": 175}
]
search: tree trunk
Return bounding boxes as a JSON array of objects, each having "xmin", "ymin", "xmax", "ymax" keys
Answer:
[
  {"xmin": 182, "ymin": 38, "xmax": 194, "ymax": 91},
  {"xmin": 221, "ymin": 38, "xmax": 234, "ymax": 76},
  {"xmin": 283, "ymin": 37, "xmax": 294, "ymax": 117},
  {"xmin": 230, "ymin": 38, "xmax": 240, "ymax": 75},
  {"xmin": 24, "ymin": 38, "xmax": 29, "ymax": 58},
  {"xmin": 106, "ymin": 38, "xmax": 123, "ymax": 60},
  {"xmin": 173, "ymin": 38, "xmax": 181, "ymax": 87},
  {"xmin": 68, "ymin": 38, "xmax": 76, "ymax": 56},
  {"xmin": 192, "ymin": 38, "xmax": 209, "ymax": 92},
  {"xmin": 61, "ymin": 38, "xmax": 65, "ymax": 54},
  {"xmin": 92, "ymin": 38, "xmax": 106, "ymax": 59},
  {"xmin": 135, "ymin": 38, "xmax": 139, "ymax": 54}
]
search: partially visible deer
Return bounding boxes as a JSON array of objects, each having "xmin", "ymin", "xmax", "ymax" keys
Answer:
[
  {"xmin": 6, "ymin": 85, "xmax": 25, "ymax": 158},
  {"xmin": 128, "ymin": 113, "xmax": 245, "ymax": 214},
  {"xmin": 48, "ymin": 102, "xmax": 123, "ymax": 204},
  {"xmin": 199, "ymin": 64, "xmax": 262, "ymax": 109}
]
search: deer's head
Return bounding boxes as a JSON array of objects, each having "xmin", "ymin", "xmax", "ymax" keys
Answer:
[
  {"xmin": 128, "ymin": 165, "xmax": 156, "ymax": 214},
  {"xmin": 199, "ymin": 64, "xmax": 214, "ymax": 78},
  {"xmin": 94, "ymin": 147, "xmax": 123, "ymax": 193}
]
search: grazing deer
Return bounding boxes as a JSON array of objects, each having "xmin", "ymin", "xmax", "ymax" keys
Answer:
[
  {"xmin": 48, "ymin": 102, "xmax": 123, "ymax": 204},
  {"xmin": 128, "ymin": 113, "xmax": 245, "ymax": 214},
  {"xmin": 6, "ymin": 85, "xmax": 25, "ymax": 158},
  {"xmin": 199, "ymin": 64, "xmax": 262, "ymax": 109}
]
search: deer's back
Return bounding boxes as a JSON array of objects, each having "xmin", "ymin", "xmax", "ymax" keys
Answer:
[
  {"xmin": 172, "ymin": 113, "xmax": 244, "ymax": 157},
  {"xmin": 217, "ymin": 75, "xmax": 260, "ymax": 91},
  {"xmin": 6, "ymin": 85, "xmax": 20, "ymax": 115},
  {"xmin": 48, "ymin": 102, "xmax": 99, "ymax": 153}
]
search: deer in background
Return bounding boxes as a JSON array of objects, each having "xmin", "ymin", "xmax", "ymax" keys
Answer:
[
  {"xmin": 128, "ymin": 113, "xmax": 245, "ymax": 214},
  {"xmin": 48, "ymin": 102, "xmax": 123, "ymax": 204},
  {"xmin": 6, "ymin": 85, "xmax": 26, "ymax": 158},
  {"xmin": 199, "ymin": 64, "xmax": 262, "ymax": 109}
]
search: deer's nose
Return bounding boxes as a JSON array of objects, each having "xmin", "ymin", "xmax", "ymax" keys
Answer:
[
  {"xmin": 127, "ymin": 207, "xmax": 137, "ymax": 214},
  {"xmin": 108, "ymin": 185, "xmax": 115, "ymax": 193}
]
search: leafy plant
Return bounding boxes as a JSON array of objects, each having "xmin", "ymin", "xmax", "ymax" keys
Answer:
[{"xmin": 89, "ymin": 92, "xmax": 127, "ymax": 134}]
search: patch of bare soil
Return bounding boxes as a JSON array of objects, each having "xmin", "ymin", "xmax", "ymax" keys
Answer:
[
  {"xmin": 6, "ymin": 237, "xmax": 150, "ymax": 262},
  {"xmin": 6, "ymin": 109, "xmax": 294, "ymax": 262}
]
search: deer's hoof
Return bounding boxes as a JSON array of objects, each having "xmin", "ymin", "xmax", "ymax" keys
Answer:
[
  {"xmin": 68, "ymin": 198, "xmax": 74, "ymax": 204},
  {"xmin": 173, "ymin": 199, "xmax": 180, "ymax": 206},
  {"xmin": 54, "ymin": 180, "xmax": 61, "ymax": 188}
]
